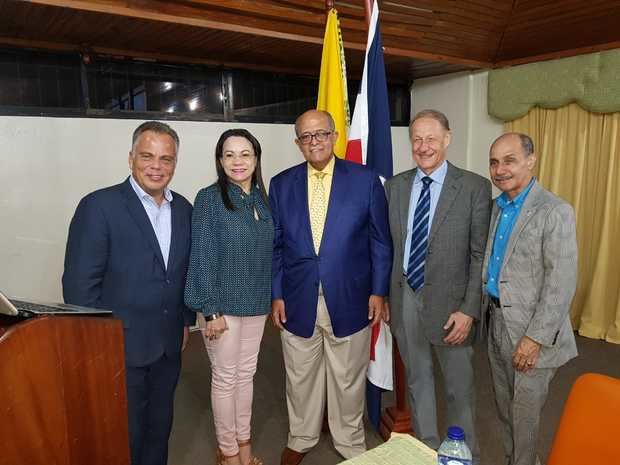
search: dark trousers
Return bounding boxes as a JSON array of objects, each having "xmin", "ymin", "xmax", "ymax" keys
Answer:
[{"xmin": 126, "ymin": 353, "xmax": 182, "ymax": 465}]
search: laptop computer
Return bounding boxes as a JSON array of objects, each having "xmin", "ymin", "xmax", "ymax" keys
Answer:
[{"xmin": 0, "ymin": 290, "xmax": 112, "ymax": 318}]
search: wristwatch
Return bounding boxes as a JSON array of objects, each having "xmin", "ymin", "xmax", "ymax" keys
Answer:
[{"xmin": 204, "ymin": 312, "xmax": 223, "ymax": 321}]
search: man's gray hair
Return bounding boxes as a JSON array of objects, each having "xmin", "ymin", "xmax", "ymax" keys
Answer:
[
  {"xmin": 517, "ymin": 133, "xmax": 534, "ymax": 156},
  {"xmin": 131, "ymin": 121, "xmax": 180, "ymax": 153},
  {"xmin": 295, "ymin": 110, "xmax": 336, "ymax": 136},
  {"xmin": 410, "ymin": 109, "xmax": 451, "ymax": 132}
]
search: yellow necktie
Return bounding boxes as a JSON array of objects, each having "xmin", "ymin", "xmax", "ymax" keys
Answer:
[{"xmin": 310, "ymin": 172, "xmax": 327, "ymax": 254}]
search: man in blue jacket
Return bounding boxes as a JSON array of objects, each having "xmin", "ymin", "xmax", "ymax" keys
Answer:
[
  {"xmin": 270, "ymin": 110, "xmax": 392, "ymax": 465},
  {"xmin": 62, "ymin": 121, "xmax": 195, "ymax": 465}
]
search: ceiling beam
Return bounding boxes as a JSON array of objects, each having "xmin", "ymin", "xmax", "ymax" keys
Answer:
[
  {"xmin": 21, "ymin": 0, "xmax": 327, "ymax": 45},
  {"xmin": 0, "ymin": 36, "xmax": 321, "ymax": 76},
  {"xmin": 18, "ymin": 0, "xmax": 490, "ymax": 68},
  {"xmin": 492, "ymin": 0, "xmax": 518, "ymax": 62}
]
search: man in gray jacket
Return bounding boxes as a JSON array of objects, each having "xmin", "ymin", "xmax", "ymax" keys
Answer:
[
  {"xmin": 483, "ymin": 132, "xmax": 578, "ymax": 465},
  {"xmin": 385, "ymin": 109, "xmax": 491, "ymax": 461}
]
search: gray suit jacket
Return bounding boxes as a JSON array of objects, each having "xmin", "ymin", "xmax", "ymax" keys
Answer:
[
  {"xmin": 481, "ymin": 180, "xmax": 578, "ymax": 368},
  {"xmin": 385, "ymin": 162, "xmax": 492, "ymax": 346}
]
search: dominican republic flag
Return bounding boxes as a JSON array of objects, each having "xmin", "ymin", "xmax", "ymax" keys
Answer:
[{"xmin": 345, "ymin": 0, "xmax": 394, "ymax": 431}]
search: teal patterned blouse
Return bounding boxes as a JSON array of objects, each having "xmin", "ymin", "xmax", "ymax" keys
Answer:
[{"xmin": 184, "ymin": 183, "xmax": 273, "ymax": 317}]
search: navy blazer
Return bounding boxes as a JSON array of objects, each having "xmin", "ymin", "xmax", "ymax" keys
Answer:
[
  {"xmin": 269, "ymin": 157, "xmax": 392, "ymax": 338},
  {"xmin": 62, "ymin": 178, "xmax": 195, "ymax": 367}
]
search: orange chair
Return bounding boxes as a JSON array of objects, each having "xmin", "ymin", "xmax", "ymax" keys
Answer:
[{"xmin": 547, "ymin": 373, "xmax": 620, "ymax": 465}]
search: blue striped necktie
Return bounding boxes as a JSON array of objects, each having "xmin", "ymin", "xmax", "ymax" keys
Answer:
[{"xmin": 406, "ymin": 176, "xmax": 433, "ymax": 291}]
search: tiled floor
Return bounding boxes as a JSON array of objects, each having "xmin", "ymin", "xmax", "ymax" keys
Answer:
[{"xmin": 170, "ymin": 324, "xmax": 620, "ymax": 465}]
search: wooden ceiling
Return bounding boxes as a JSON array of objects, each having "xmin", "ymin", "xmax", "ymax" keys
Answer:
[{"xmin": 1, "ymin": 0, "xmax": 619, "ymax": 84}]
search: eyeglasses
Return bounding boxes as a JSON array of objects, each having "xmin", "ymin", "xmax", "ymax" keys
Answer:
[{"xmin": 297, "ymin": 130, "xmax": 333, "ymax": 145}]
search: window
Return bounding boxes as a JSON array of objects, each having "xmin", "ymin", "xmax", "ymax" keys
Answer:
[
  {"xmin": 0, "ymin": 49, "xmax": 82, "ymax": 111},
  {"xmin": 0, "ymin": 47, "xmax": 410, "ymax": 125},
  {"xmin": 231, "ymin": 70, "xmax": 317, "ymax": 124}
]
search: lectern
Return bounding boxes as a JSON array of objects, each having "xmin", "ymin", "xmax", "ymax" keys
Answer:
[{"xmin": 0, "ymin": 315, "xmax": 130, "ymax": 465}]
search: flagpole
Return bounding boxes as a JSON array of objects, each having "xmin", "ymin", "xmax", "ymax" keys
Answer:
[
  {"xmin": 364, "ymin": 0, "xmax": 372, "ymax": 26},
  {"xmin": 324, "ymin": 0, "xmax": 332, "ymax": 431},
  {"xmin": 360, "ymin": 0, "xmax": 413, "ymax": 440}
]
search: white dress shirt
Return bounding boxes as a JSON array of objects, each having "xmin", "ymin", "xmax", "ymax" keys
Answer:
[{"xmin": 129, "ymin": 176, "xmax": 173, "ymax": 269}]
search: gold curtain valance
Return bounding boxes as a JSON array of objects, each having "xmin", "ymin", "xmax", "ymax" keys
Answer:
[{"xmin": 488, "ymin": 49, "xmax": 620, "ymax": 122}]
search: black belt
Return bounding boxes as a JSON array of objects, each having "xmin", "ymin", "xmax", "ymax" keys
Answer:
[{"xmin": 489, "ymin": 296, "xmax": 501, "ymax": 307}]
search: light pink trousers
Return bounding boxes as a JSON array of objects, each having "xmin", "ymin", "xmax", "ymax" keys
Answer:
[{"xmin": 202, "ymin": 314, "xmax": 267, "ymax": 456}]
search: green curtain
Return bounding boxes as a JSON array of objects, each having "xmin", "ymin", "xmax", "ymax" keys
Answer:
[{"xmin": 489, "ymin": 49, "xmax": 620, "ymax": 122}]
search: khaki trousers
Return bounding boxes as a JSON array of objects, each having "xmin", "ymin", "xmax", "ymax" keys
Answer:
[{"xmin": 280, "ymin": 295, "xmax": 370, "ymax": 459}]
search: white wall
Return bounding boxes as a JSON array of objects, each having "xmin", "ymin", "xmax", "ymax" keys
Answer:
[
  {"xmin": 410, "ymin": 70, "xmax": 504, "ymax": 179},
  {"xmin": 1, "ymin": 70, "xmax": 503, "ymax": 303},
  {"xmin": 392, "ymin": 125, "xmax": 415, "ymax": 175},
  {"xmin": 0, "ymin": 116, "xmax": 410, "ymax": 301}
]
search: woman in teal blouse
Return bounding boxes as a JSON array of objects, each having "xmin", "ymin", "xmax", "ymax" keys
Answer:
[{"xmin": 185, "ymin": 129, "xmax": 273, "ymax": 465}]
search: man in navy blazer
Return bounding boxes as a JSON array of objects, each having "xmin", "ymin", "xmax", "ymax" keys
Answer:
[
  {"xmin": 62, "ymin": 121, "xmax": 195, "ymax": 465},
  {"xmin": 270, "ymin": 110, "xmax": 392, "ymax": 465}
]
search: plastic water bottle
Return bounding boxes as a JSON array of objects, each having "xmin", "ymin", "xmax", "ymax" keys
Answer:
[{"xmin": 437, "ymin": 426, "xmax": 472, "ymax": 465}]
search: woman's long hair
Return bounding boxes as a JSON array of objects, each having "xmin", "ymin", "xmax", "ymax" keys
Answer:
[{"xmin": 215, "ymin": 129, "xmax": 268, "ymax": 211}]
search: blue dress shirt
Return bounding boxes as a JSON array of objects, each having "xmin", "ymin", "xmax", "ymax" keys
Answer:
[
  {"xmin": 486, "ymin": 178, "xmax": 535, "ymax": 297},
  {"xmin": 403, "ymin": 161, "xmax": 448, "ymax": 273}
]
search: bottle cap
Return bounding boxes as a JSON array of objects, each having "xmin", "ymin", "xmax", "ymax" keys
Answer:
[{"xmin": 447, "ymin": 426, "xmax": 465, "ymax": 441}]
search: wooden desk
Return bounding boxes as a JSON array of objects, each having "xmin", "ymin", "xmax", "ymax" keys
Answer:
[{"xmin": 0, "ymin": 315, "xmax": 130, "ymax": 465}]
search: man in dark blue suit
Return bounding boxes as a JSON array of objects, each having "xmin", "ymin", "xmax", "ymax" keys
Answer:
[
  {"xmin": 270, "ymin": 110, "xmax": 392, "ymax": 465},
  {"xmin": 62, "ymin": 121, "xmax": 195, "ymax": 465}
]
